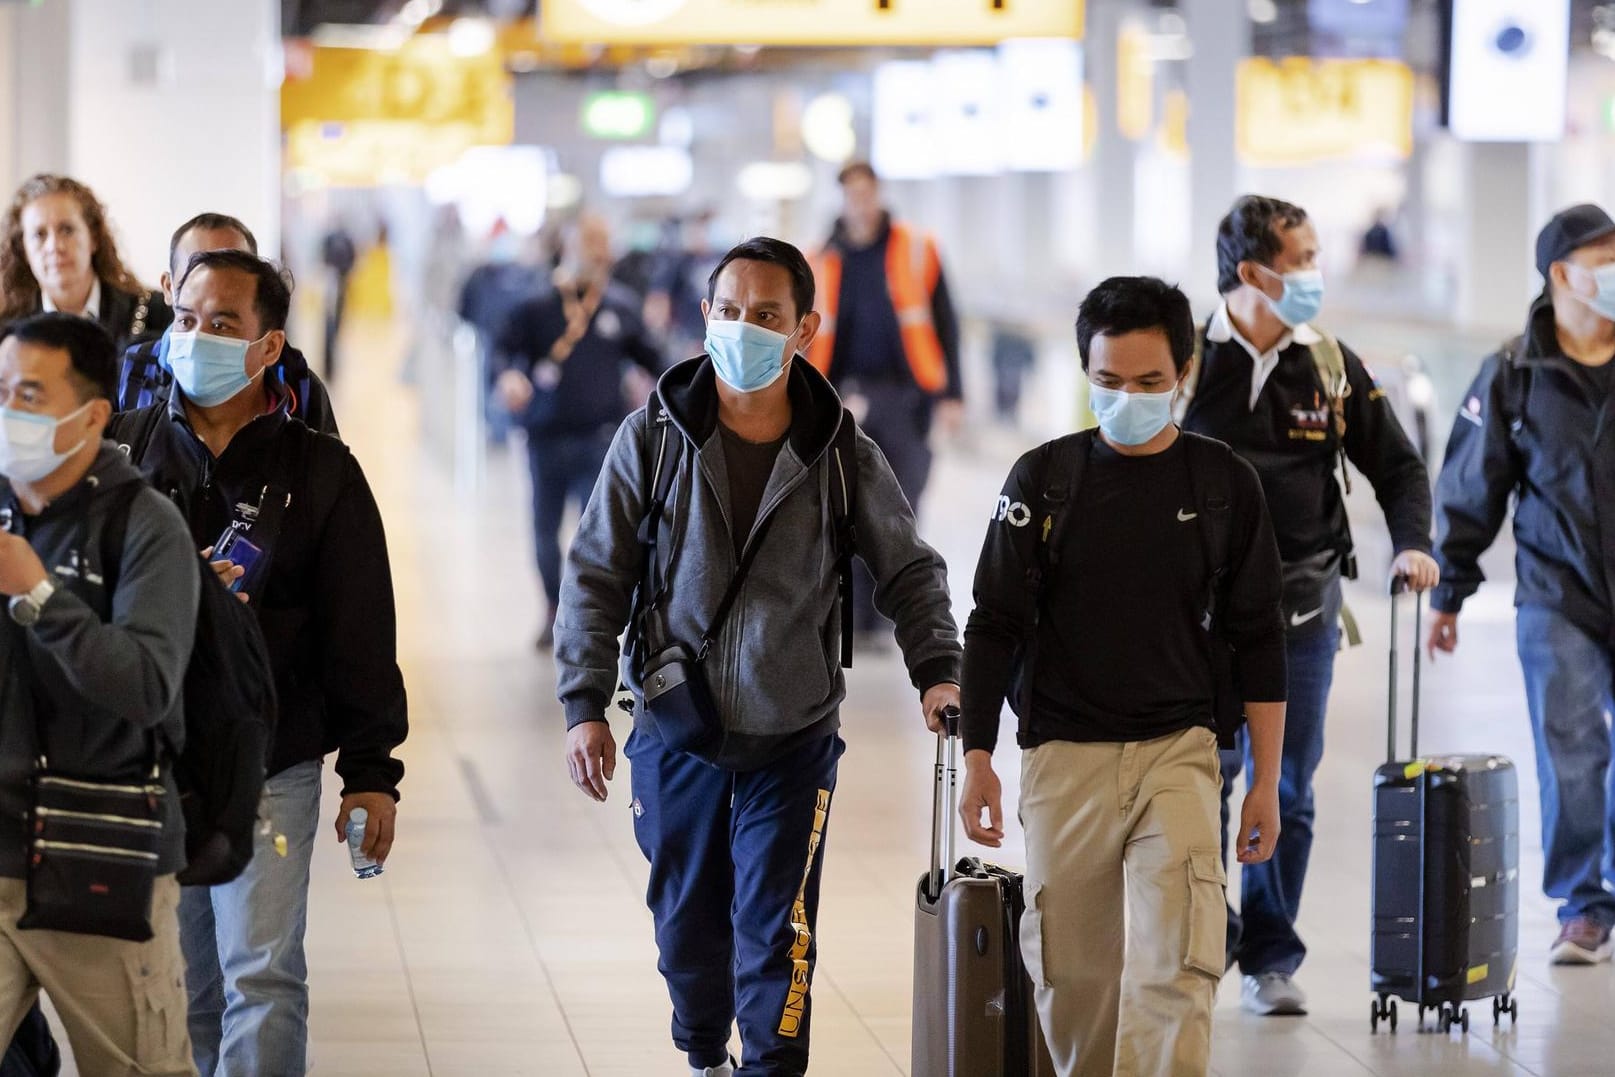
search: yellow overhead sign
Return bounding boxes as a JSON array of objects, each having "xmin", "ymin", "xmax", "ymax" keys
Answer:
[
  {"xmin": 541, "ymin": 0, "xmax": 1084, "ymax": 47},
  {"xmin": 1236, "ymin": 58, "xmax": 1413, "ymax": 166}
]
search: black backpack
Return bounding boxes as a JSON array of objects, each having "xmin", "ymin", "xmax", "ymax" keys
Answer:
[
  {"xmin": 101, "ymin": 484, "xmax": 276, "ymax": 887},
  {"xmin": 626, "ymin": 390, "xmax": 861, "ymax": 678},
  {"xmin": 1018, "ymin": 428, "xmax": 1244, "ymax": 746}
]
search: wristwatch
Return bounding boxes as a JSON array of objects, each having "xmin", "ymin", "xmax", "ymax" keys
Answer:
[{"xmin": 8, "ymin": 578, "xmax": 55, "ymax": 627}]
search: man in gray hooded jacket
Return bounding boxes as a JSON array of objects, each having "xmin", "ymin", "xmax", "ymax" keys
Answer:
[
  {"xmin": 0, "ymin": 313, "xmax": 199, "ymax": 1075},
  {"xmin": 556, "ymin": 237, "xmax": 960, "ymax": 1077}
]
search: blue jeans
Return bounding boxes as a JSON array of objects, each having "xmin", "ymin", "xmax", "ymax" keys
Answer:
[
  {"xmin": 1222, "ymin": 611, "xmax": 1341, "ymax": 976},
  {"xmin": 526, "ymin": 428, "xmax": 614, "ymax": 611},
  {"xmin": 626, "ymin": 730, "xmax": 845, "ymax": 1077},
  {"xmin": 1516, "ymin": 605, "xmax": 1615, "ymax": 927},
  {"xmin": 180, "ymin": 760, "xmax": 323, "ymax": 1077}
]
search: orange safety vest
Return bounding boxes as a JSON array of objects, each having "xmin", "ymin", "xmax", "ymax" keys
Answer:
[{"xmin": 809, "ymin": 222, "xmax": 949, "ymax": 394}]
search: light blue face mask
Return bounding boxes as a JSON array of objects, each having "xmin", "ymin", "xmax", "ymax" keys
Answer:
[
  {"xmin": 704, "ymin": 318, "xmax": 797, "ymax": 393},
  {"xmin": 1573, "ymin": 262, "xmax": 1615, "ymax": 322},
  {"xmin": 1257, "ymin": 266, "xmax": 1325, "ymax": 328},
  {"xmin": 167, "ymin": 330, "xmax": 267, "ymax": 407},
  {"xmin": 1088, "ymin": 383, "xmax": 1177, "ymax": 447}
]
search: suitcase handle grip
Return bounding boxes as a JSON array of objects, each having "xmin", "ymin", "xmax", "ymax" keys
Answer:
[
  {"xmin": 1387, "ymin": 579, "xmax": 1423, "ymax": 763},
  {"xmin": 926, "ymin": 706, "xmax": 962, "ymax": 901}
]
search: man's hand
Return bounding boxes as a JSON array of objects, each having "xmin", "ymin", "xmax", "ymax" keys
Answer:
[
  {"xmin": 334, "ymin": 792, "xmax": 397, "ymax": 864},
  {"xmin": 200, "ymin": 547, "xmax": 250, "ymax": 604},
  {"xmin": 567, "ymin": 721, "xmax": 617, "ymax": 802},
  {"xmin": 921, "ymin": 683, "xmax": 961, "ymax": 733},
  {"xmin": 1235, "ymin": 784, "xmax": 1280, "ymax": 865},
  {"xmin": 935, "ymin": 400, "xmax": 965, "ymax": 438},
  {"xmin": 1391, "ymin": 549, "xmax": 1440, "ymax": 593},
  {"xmin": 1428, "ymin": 610, "xmax": 1460, "ymax": 659},
  {"xmin": 0, "ymin": 532, "xmax": 47, "ymax": 598},
  {"xmin": 496, "ymin": 368, "xmax": 535, "ymax": 414},
  {"xmin": 959, "ymin": 751, "xmax": 1004, "ymax": 848}
]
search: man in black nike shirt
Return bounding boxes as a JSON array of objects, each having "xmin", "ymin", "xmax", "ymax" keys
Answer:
[{"xmin": 960, "ymin": 276, "xmax": 1287, "ymax": 1077}]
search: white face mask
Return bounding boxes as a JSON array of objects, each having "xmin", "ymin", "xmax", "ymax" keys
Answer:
[{"xmin": 0, "ymin": 402, "xmax": 91, "ymax": 484}]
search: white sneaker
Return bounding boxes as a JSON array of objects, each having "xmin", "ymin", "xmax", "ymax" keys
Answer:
[
  {"xmin": 1241, "ymin": 972, "xmax": 1307, "ymax": 1016},
  {"xmin": 692, "ymin": 1056, "xmax": 736, "ymax": 1076}
]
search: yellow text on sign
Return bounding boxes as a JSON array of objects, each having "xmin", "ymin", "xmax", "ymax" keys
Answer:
[
  {"xmin": 541, "ymin": 0, "xmax": 1084, "ymax": 47},
  {"xmin": 1235, "ymin": 58, "xmax": 1413, "ymax": 167}
]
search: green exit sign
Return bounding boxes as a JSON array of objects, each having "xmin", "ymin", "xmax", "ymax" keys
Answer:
[{"xmin": 582, "ymin": 91, "xmax": 655, "ymax": 141}]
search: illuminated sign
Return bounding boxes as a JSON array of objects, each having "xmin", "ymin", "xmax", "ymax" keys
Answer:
[
  {"xmin": 1236, "ymin": 58, "xmax": 1413, "ymax": 166},
  {"xmin": 581, "ymin": 91, "xmax": 655, "ymax": 140},
  {"xmin": 1446, "ymin": 0, "xmax": 1569, "ymax": 142},
  {"xmin": 542, "ymin": 0, "xmax": 1084, "ymax": 47}
]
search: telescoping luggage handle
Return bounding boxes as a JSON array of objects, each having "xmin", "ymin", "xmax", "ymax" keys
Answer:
[
  {"xmin": 926, "ymin": 706, "xmax": 963, "ymax": 902},
  {"xmin": 1387, "ymin": 576, "xmax": 1424, "ymax": 763}
]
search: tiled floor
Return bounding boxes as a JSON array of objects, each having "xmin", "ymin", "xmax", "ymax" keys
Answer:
[{"xmin": 56, "ymin": 321, "xmax": 1615, "ymax": 1074}]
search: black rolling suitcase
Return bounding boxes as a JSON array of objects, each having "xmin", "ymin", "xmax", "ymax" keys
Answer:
[
  {"xmin": 912, "ymin": 710, "xmax": 1055, "ymax": 1077},
  {"xmin": 1369, "ymin": 583, "xmax": 1521, "ymax": 1034}
]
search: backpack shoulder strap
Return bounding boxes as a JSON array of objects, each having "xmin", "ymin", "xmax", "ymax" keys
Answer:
[
  {"xmin": 1308, "ymin": 330, "xmax": 1349, "ymax": 436},
  {"xmin": 1037, "ymin": 428, "xmax": 1096, "ymax": 572},
  {"xmin": 1182, "ymin": 434, "xmax": 1234, "ymax": 588},
  {"xmin": 828, "ymin": 407, "xmax": 859, "ymax": 667},
  {"xmin": 96, "ymin": 481, "xmax": 148, "ymax": 607},
  {"xmin": 626, "ymin": 394, "xmax": 679, "ymax": 683}
]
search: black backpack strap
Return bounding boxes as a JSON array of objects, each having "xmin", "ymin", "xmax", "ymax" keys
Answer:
[
  {"xmin": 1018, "ymin": 429, "xmax": 1095, "ymax": 741},
  {"xmin": 94, "ymin": 481, "xmax": 147, "ymax": 605},
  {"xmin": 1182, "ymin": 434, "xmax": 1240, "ymax": 745},
  {"xmin": 624, "ymin": 393, "xmax": 680, "ymax": 692},
  {"xmin": 828, "ymin": 408, "xmax": 858, "ymax": 668}
]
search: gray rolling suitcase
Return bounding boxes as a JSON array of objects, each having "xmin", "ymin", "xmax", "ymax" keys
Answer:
[
  {"xmin": 1369, "ymin": 584, "xmax": 1521, "ymax": 1034},
  {"xmin": 912, "ymin": 710, "xmax": 1055, "ymax": 1077}
]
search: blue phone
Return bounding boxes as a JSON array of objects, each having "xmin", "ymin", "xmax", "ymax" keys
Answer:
[{"xmin": 213, "ymin": 526, "xmax": 264, "ymax": 594}]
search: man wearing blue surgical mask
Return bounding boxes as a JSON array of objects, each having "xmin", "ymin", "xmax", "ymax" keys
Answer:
[
  {"xmin": 1430, "ymin": 204, "xmax": 1615, "ymax": 967},
  {"xmin": 1179, "ymin": 195, "xmax": 1435, "ymax": 1016},
  {"xmin": 106, "ymin": 250, "xmax": 408, "ymax": 1076},
  {"xmin": 555, "ymin": 237, "xmax": 960, "ymax": 1077}
]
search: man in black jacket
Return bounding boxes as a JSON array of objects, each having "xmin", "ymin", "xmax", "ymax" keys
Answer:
[
  {"xmin": 496, "ymin": 213, "xmax": 663, "ymax": 649},
  {"xmin": 116, "ymin": 212, "xmax": 339, "ymax": 436},
  {"xmin": 1180, "ymin": 195, "xmax": 1436, "ymax": 1015},
  {"xmin": 108, "ymin": 250, "xmax": 407, "ymax": 1075},
  {"xmin": 960, "ymin": 277, "xmax": 1285, "ymax": 1076},
  {"xmin": 1430, "ymin": 204, "xmax": 1615, "ymax": 965},
  {"xmin": 0, "ymin": 314, "xmax": 199, "ymax": 1075}
]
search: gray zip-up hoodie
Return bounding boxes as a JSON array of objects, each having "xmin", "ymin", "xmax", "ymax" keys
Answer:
[
  {"xmin": 0, "ymin": 445, "xmax": 198, "ymax": 877},
  {"xmin": 556, "ymin": 356, "xmax": 960, "ymax": 770}
]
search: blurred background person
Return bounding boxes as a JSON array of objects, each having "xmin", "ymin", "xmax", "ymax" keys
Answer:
[
  {"xmin": 810, "ymin": 161, "xmax": 962, "ymax": 649},
  {"xmin": 644, "ymin": 209, "xmax": 723, "ymax": 363},
  {"xmin": 0, "ymin": 173, "xmax": 170, "ymax": 352},
  {"xmin": 494, "ymin": 212, "xmax": 664, "ymax": 650},
  {"xmin": 319, "ymin": 217, "xmax": 358, "ymax": 381}
]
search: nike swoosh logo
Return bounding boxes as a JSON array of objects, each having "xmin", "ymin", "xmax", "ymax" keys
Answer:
[
  {"xmin": 1290, "ymin": 607, "xmax": 1324, "ymax": 627},
  {"xmin": 1177, "ymin": 510, "xmax": 1198, "ymax": 522}
]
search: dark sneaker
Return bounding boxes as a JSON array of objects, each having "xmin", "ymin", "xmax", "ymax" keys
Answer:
[
  {"xmin": 1550, "ymin": 918, "xmax": 1613, "ymax": 965},
  {"xmin": 1240, "ymin": 972, "xmax": 1307, "ymax": 1015}
]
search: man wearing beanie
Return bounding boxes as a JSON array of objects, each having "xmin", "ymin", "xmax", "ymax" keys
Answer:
[{"xmin": 1429, "ymin": 204, "xmax": 1615, "ymax": 964}]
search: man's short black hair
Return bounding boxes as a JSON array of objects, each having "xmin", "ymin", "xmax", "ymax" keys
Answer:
[
  {"xmin": 837, "ymin": 161, "xmax": 878, "ymax": 186},
  {"xmin": 168, "ymin": 213, "xmax": 259, "ymax": 276},
  {"xmin": 1075, "ymin": 276, "xmax": 1195, "ymax": 374},
  {"xmin": 1216, "ymin": 195, "xmax": 1309, "ymax": 295},
  {"xmin": 176, "ymin": 250, "xmax": 294, "ymax": 333},
  {"xmin": 0, "ymin": 312, "xmax": 118, "ymax": 402},
  {"xmin": 706, "ymin": 237, "xmax": 816, "ymax": 322}
]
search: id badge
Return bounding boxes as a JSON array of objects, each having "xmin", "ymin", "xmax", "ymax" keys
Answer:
[{"xmin": 213, "ymin": 526, "xmax": 265, "ymax": 595}]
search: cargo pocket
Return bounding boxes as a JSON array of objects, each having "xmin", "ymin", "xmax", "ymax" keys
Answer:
[
  {"xmin": 124, "ymin": 945, "xmax": 186, "ymax": 1066},
  {"xmin": 1021, "ymin": 883, "xmax": 1051, "ymax": 989},
  {"xmin": 1182, "ymin": 848, "xmax": 1227, "ymax": 979}
]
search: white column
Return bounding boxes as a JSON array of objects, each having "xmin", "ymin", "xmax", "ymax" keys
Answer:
[
  {"xmin": 65, "ymin": 0, "xmax": 281, "ymax": 282},
  {"xmin": 1088, "ymin": 0, "xmax": 1138, "ymax": 276},
  {"xmin": 1181, "ymin": 0, "xmax": 1248, "ymax": 308},
  {"xmin": 1455, "ymin": 142, "xmax": 1536, "ymax": 333},
  {"xmin": 0, "ymin": 0, "xmax": 72, "ymax": 192}
]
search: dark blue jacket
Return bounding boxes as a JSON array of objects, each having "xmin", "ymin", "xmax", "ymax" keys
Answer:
[
  {"xmin": 1433, "ymin": 294, "xmax": 1615, "ymax": 647},
  {"xmin": 494, "ymin": 280, "xmax": 664, "ymax": 437}
]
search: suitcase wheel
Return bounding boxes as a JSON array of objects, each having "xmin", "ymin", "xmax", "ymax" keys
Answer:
[
  {"xmin": 1492, "ymin": 994, "xmax": 1519, "ymax": 1027},
  {"xmin": 1370, "ymin": 996, "xmax": 1398, "ymax": 1033},
  {"xmin": 1438, "ymin": 1005, "xmax": 1468, "ymax": 1034}
]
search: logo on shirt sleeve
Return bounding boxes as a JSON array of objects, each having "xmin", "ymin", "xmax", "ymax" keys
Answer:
[{"xmin": 993, "ymin": 495, "xmax": 1032, "ymax": 527}]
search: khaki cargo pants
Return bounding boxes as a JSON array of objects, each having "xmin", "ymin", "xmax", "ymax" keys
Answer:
[
  {"xmin": 1020, "ymin": 727, "xmax": 1226, "ymax": 1077},
  {"xmin": 0, "ymin": 875, "xmax": 195, "ymax": 1076}
]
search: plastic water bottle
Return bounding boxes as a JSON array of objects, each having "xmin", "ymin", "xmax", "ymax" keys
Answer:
[{"xmin": 345, "ymin": 807, "xmax": 383, "ymax": 879}]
